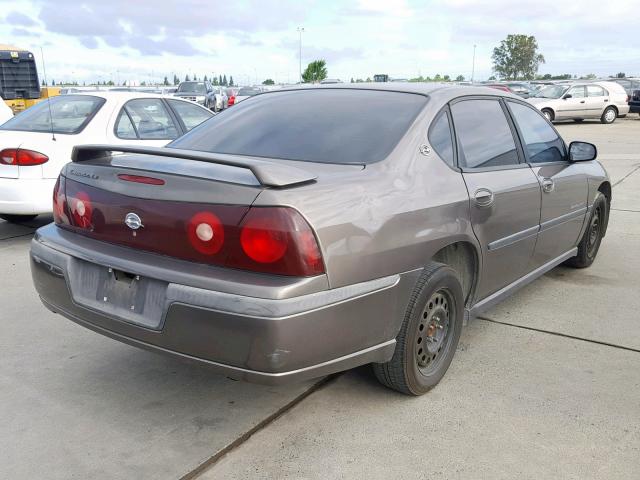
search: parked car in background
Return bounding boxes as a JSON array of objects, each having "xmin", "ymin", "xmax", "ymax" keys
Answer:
[
  {"xmin": 234, "ymin": 86, "xmax": 262, "ymax": 104},
  {"xmin": 174, "ymin": 81, "xmax": 217, "ymax": 110},
  {"xmin": 226, "ymin": 88, "xmax": 239, "ymax": 106},
  {"xmin": 606, "ymin": 78, "xmax": 640, "ymax": 116},
  {"xmin": 0, "ymin": 99, "xmax": 13, "ymax": 125},
  {"xmin": 630, "ymin": 88, "xmax": 640, "ymax": 115},
  {"xmin": 30, "ymin": 84, "xmax": 610, "ymax": 396},
  {"xmin": 484, "ymin": 82, "xmax": 536, "ymax": 98},
  {"xmin": 527, "ymin": 81, "xmax": 629, "ymax": 123},
  {"xmin": 0, "ymin": 92, "xmax": 212, "ymax": 222},
  {"xmin": 211, "ymin": 86, "xmax": 228, "ymax": 112}
]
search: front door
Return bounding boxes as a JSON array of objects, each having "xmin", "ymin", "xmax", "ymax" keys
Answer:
[
  {"xmin": 505, "ymin": 100, "xmax": 588, "ymax": 266},
  {"xmin": 450, "ymin": 98, "xmax": 542, "ymax": 300},
  {"xmin": 556, "ymin": 86, "xmax": 587, "ymax": 120}
]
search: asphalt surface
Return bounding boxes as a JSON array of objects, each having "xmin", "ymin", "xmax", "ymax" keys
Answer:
[{"xmin": 1, "ymin": 117, "xmax": 638, "ymax": 479}]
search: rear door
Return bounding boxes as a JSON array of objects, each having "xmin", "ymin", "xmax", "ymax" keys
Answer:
[
  {"xmin": 450, "ymin": 97, "xmax": 542, "ymax": 300},
  {"xmin": 585, "ymin": 85, "xmax": 608, "ymax": 117},
  {"xmin": 505, "ymin": 100, "xmax": 587, "ymax": 266}
]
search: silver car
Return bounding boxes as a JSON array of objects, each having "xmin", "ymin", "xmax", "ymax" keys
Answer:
[
  {"xmin": 30, "ymin": 85, "xmax": 610, "ymax": 395},
  {"xmin": 527, "ymin": 81, "xmax": 629, "ymax": 123}
]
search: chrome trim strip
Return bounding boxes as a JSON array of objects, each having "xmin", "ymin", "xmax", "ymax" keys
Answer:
[
  {"xmin": 540, "ymin": 207, "xmax": 587, "ymax": 232},
  {"xmin": 167, "ymin": 274, "xmax": 401, "ymax": 319},
  {"xmin": 468, "ymin": 247, "xmax": 578, "ymax": 318},
  {"xmin": 487, "ymin": 225, "xmax": 539, "ymax": 251}
]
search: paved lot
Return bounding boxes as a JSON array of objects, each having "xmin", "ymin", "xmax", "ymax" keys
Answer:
[{"xmin": 1, "ymin": 118, "xmax": 639, "ymax": 479}]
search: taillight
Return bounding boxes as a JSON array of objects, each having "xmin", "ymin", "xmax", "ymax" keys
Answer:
[
  {"xmin": 52, "ymin": 176, "xmax": 70, "ymax": 225},
  {"xmin": 227, "ymin": 207, "xmax": 324, "ymax": 276},
  {"xmin": 0, "ymin": 148, "xmax": 49, "ymax": 166},
  {"xmin": 68, "ymin": 191, "xmax": 93, "ymax": 229},
  {"xmin": 228, "ymin": 96, "xmax": 235, "ymax": 106}
]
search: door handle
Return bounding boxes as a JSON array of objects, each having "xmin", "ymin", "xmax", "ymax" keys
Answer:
[
  {"xmin": 542, "ymin": 178, "xmax": 555, "ymax": 193},
  {"xmin": 604, "ymin": 99, "xmax": 609, "ymax": 102},
  {"xmin": 473, "ymin": 188, "xmax": 494, "ymax": 207},
  {"xmin": 580, "ymin": 100, "xmax": 585, "ymax": 103}
]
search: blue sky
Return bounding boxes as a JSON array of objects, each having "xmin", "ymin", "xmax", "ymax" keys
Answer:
[{"xmin": 2, "ymin": 0, "xmax": 638, "ymax": 85}]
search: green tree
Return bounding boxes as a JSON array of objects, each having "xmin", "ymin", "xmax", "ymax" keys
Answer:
[
  {"xmin": 365, "ymin": 77, "xmax": 371, "ymax": 82},
  {"xmin": 443, "ymin": 75, "xmax": 451, "ymax": 82},
  {"xmin": 350, "ymin": 77, "xmax": 354, "ymax": 83},
  {"xmin": 212, "ymin": 76, "xmax": 219, "ymax": 85},
  {"xmin": 492, "ymin": 34, "xmax": 545, "ymax": 80},
  {"xmin": 219, "ymin": 74, "xmax": 223, "ymax": 85},
  {"xmin": 455, "ymin": 75, "xmax": 465, "ymax": 82},
  {"xmin": 583, "ymin": 73, "xmax": 597, "ymax": 80},
  {"xmin": 301, "ymin": 59, "xmax": 328, "ymax": 83},
  {"xmin": 163, "ymin": 76, "xmax": 169, "ymax": 86},
  {"xmin": 615, "ymin": 72, "xmax": 626, "ymax": 78},
  {"xmin": 222, "ymin": 74, "xmax": 227, "ymax": 86},
  {"xmin": 204, "ymin": 75, "xmax": 208, "ymax": 82},
  {"xmin": 433, "ymin": 73, "xmax": 442, "ymax": 82},
  {"xmin": 229, "ymin": 76, "xmax": 234, "ymax": 86},
  {"xmin": 262, "ymin": 78, "xmax": 275, "ymax": 85},
  {"xmin": 185, "ymin": 74, "xmax": 190, "ymax": 82},
  {"xmin": 488, "ymin": 75, "xmax": 496, "ymax": 80},
  {"xmin": 173, "ymin": 74, "xmax": 179, "ymax": 85}
]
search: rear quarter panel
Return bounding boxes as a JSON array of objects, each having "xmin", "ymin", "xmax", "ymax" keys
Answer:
[{"xmin": 254, "ymin": 104, "xmax": 478, "ymax": 289}]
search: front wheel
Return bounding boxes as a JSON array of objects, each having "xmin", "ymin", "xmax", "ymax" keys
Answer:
[
  {"xmin": 373, "ymin": 262, "xmax": 464, "ymax": 395},
  {"xmin": 601, "ymin": 106, "xmax": 617, "ymax": 124},
  {"xmin": 542, "ymin": 109, "xmax": 554, "ymax": 122},
  {"xmin": 565, "ymin": 192, "xmax": 607, "ymax": 268},
  {"xmin": 0, "ymin": 214, "xmax": 38, "ymax": 223}
]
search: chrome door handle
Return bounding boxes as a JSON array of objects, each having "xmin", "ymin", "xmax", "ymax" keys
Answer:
[
  {"xmin": 473, "ymin": 188, "xmax": 494, "ymax": 207},
  {"xmin": 580, "ymin": 100, "xmax": 585, "ymax": 103},
  {"xmin": 542, "ymin": 178, "xmax": 555, "ymax": 193}
]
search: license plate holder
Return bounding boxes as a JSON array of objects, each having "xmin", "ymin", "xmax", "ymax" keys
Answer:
[{"xmin": 68, "ymin": 258, "xmax": 168, "ymax": 330}]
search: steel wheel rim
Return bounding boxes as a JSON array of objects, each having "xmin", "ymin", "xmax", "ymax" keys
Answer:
[
  {"xmin": 587, "ymin": 206, "xmax": 601, "ymax": 257},
  {"xmin": 605, "ymin": 109, "xmax": 615, "ymax": 122},
  {"xmin": 416, "ymin": 289, "xmax": 454, "ymax": 375},
  {"xmin": 544, "ymin": 111, "xmax": 552, "ymax": 121}
]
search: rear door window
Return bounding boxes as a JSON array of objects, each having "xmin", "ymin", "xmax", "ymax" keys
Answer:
[
  {"xmin": 167, "ymin": 100, "xmax": 213, "ymax": 131},
  {"xmin": 587, "ymin": 86, "xmax": 606, "ymax": 97},
  {"xmin": 428, "ymin": 111, "xmax": 455, "ymax": 167},
  {"xmin": 507, "ymin": 101, "xmax": 566, "ymax": 163},
  {"xmin": 120, "ymin": 98, "xmax": 179, "ymax": 140},
  {"xmin": 450, "ymin": 99, "xmax": 520, "ymax": 169}
]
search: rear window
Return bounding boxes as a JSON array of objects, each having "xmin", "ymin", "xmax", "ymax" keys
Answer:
[
  {"xmin": 0, "ymin": 95, "xmax": 105, "ymax": 134},
  {"xmin": 169, "ymin": 89, "xmax": 427, "ymax": 164},
  {"xmin": 177, "ymin": 82, "xmax": 206, "ymax": 94}
]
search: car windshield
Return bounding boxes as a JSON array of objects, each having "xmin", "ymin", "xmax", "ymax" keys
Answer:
[
  {"xmin": 237, "ymin": 88, "xmax": 261, "ymax": 96},
  {"xmin": 0, "ymin": 95, "xmax": 105, "ymax": 134},
  {"xmin": 168, "ymin": 89, "xmax": 427, "ymax": 164},
  {"xmin": 533, "ymin": 85, "xmax": 568, "ymax": 99},
  {"xmin": 177, "ymin": 82, "xmax": 206, "ymax": 94}
]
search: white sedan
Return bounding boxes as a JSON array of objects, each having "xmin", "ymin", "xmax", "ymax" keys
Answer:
[{"xmin": 0, "ymin": 91, "xmax": 213, "ymax": 222}]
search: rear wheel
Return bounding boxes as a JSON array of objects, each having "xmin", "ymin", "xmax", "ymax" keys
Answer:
[
  {"xmin": 565, "ymin": 192, "xmax": 607, "ymax": 268},
  {"xmin": 373, "ymin": 262, "xmax": 464, "ymax": 395},
  {"xmin": 0, "ymin": 214, "xmax": 38, "ymax": 223},
  {"xmin": 601, "ymin": 106, "xmax": 617, "ymax": 124}
]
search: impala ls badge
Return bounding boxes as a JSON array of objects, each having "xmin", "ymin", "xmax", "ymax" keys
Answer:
[{"xmin": 125, "ymin": 212, "xmax": 143, "ymax": 230}]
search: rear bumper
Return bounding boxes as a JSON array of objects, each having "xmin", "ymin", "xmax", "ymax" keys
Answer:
[
  {"xmin": 30, "ymin": 225, "xmax": 416, "ymax": 384},
  {"xmin": 629, "ymin": 102, "xmax": 640, "ymax": 114},
  {"xmin": 0, "ymin": 177, "xmax": 56, "ymax": 215}
]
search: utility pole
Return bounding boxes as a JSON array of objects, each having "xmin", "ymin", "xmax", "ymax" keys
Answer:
[
  {"xmin": 471, "ymin": 44, "xmax": 477, "ymax": 83},
  {"xmin": 297, "ymin": 27, "xmax": 305, "ymax": 83}
]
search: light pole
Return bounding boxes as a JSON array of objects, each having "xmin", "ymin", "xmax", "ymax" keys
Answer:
[
  {"xmin": 471, "ymin": 44, "xmax": 477, "ymax": 83},
  {"xmin": 297, "ymin": 27, "xmax": 304, "ymax": 83}
]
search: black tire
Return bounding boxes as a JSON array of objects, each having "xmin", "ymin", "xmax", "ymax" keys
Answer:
[
  {"xmin": 542, "ymin": 109, "xmax": 554, "ymax": 122},
  {"xmin": 600, "ymin": 106, "xmax": 617, "ymax": 124},
  {"xmin": 565, "ymin": 192, "xmax": 607, "ymax": 268},
  {"xmin": 373, "ymin": 262, "xmax": 464, "ymax": 395},
  {"xmin": 0, "ymin": 214, "xmax": 38, "ymax": 223}
]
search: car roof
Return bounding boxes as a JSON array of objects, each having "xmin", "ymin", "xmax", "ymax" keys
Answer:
[
  {"xmin": 66, "ymin": 91, "xmax": 185, "ymax": 100},
  {"xmin": 258, "ymin": 82, "xmax": 523, "ymax": 103}
]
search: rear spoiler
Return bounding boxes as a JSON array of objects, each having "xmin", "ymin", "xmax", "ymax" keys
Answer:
[{"xmin": 71, "ymin": 144, "xmax": 317, "ymax": 188}]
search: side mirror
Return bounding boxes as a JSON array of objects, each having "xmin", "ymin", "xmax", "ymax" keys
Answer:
[
  {"xmin": 569, "ymin": 141, "xmax": 597, "ymax": 162},
  {"xmin": 562, "ymin": 94, "xmax": 572, "ymax": 99}
]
